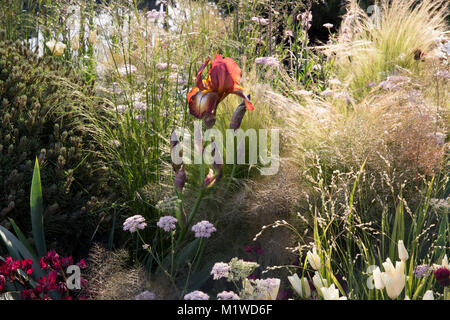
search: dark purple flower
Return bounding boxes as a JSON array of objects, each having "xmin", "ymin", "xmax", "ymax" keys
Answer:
[{"xmin": 434, "ymin": 267, "xmax": 450, "ymax": 287}]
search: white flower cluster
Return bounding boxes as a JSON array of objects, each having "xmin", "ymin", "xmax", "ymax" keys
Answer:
[
  {"xmin": 123, "ymin": 215, "xmax": 147, "ymax": 233},
  {"xmin": 210, "ymin": 262, "xmax": 230, "ymax": 280},
  {"xmin": 191, "ymin": 220, "xmax": 216, "ymax": 238},
  {"xmin": 183, "ymin": 290, "xmax": 209, "ymax": 300},
  {"xmin": 156, "ymin": 216, "xmax": 178, "ymax": 232},
  {"xmin": 217, "ymin": 291, "xmax": 240, "ymax": 300}
]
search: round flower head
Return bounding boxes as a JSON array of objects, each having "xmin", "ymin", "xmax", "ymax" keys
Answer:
[
  {"xmin": 192, "ymin": 220, "xmax": 216, "ymax": 238},
  {"xmin": 123, "ymin": 215, "xmax": 147, "ymax": 233},
  {"xmin": 434, "ymin": 267, "xmax": 450, "ymax": 287},
  {"xmin": 414, "ymin": 265, "xmax": 431, "ymax": 278},
  {"xmin": 217, "ymin": 291, "xmax": 240, "ymax": 300},
  {"xmin": 184, "ymin": 290, "xmax": 209, "ymax": 300},
  {"xmin": 211, "ymin": 262, "xmax": 230, "ymax": 280},
  {"xmin": 157, "ymin": 216, "xmax": 178, "ymax": 232},
  {"xmin": 135, "ymin": 290, "xmax": 156, "ymax": 300}
]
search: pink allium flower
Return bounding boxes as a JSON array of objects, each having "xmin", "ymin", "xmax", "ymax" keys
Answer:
[
  {"xmin": 192, "ymin": 220, "xmax": 216, "ymax": 238},
  {"xmin": 135, "ymin": 290, "xmax": 156, "ymax": 300},
  {"xmin": 157, "ymin": 216, "xmax": 178, "ymax": 232},
  {"xmin": 217, "ymin": 291, "xmax": 240, "ymax": 300},
  {"xmin": 123, "ymin": 215, "xmax": 147, "ymax": 233},
  {"xmin": 255, "ymin": 56, "xmax": 279, "ymax": 67},
  {"xmin": 184, "ymin": 290, "xmax": 209, "ymax": 300},
  {"xmin": 211, "ymin": 262, "xmax": 230, "ymax": 280}
]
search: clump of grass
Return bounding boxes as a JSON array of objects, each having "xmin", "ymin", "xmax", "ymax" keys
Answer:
[
  {"xmin": 83, "ymin": 243, "xmax": 157, "ymax": 300},
  {"xmin": 325, "ymin": 0, "xmax": 449, "ymax": 97}
]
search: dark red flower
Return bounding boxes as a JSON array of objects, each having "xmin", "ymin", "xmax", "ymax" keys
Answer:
[
  {"xmin": 60, "ymin": 256, "xmax": 74, "ymax": 269},
  {"xmin": 40, "ymin": 250, "xmax": 61, "ymax": 270},
  {"xmin": 434, "ymin": 267, "xmax": 450, "ymax": 287},
  {"xmin": 36, "ymin": 271, "xmax": 58, "ymax": 293},
  {"xmin": 77, "ymin": 259, "xmax": 87, "ymax": 269},
  {"xmin": 56, "ymin": 281, "xmax": 68, "ymax": 294},
  {"xmin": 21, "ymin": 289, "xmax": 37, "ymax": 300},
  {"xmin": 21, "ymin": 259, "xmax": 34, "ymax": 275}
]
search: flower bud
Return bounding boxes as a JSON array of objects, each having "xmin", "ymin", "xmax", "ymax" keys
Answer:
[
  {"xmin": 174, "ymin": 166, "xmax": 186, "ymax": 192},
  {"xmin": 398, "ymin": 240, "xmax": 409, "ymax": 261},
  {"xmin": 307, "ymin": 246, "xmax": 322, "ymax": 270},
  {"xmin": 230, "ymin": 98, "xmax": 248, "ymax": 130},
  {"xmin": 287, "ymin": 274, "xmax": 311, "ymax": 298}
]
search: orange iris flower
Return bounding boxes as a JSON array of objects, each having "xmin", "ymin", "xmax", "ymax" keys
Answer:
[{"xmin": 187, "ymin": 54, "xmax": 254, "ymax": 121}]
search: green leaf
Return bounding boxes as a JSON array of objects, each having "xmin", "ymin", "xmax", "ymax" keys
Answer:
[
  {"xmin": 0, "ymin": 225, "xmax": 44, "ymax": 279},
  {"xmin": 8, "ymin": 218, "xmax": 37, "ymax": 259},
  {"xmin": 30, "ymin": 158, "xmax": 46, "ymax": 257}
]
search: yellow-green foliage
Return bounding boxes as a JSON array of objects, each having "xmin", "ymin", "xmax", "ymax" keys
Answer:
[{"xmin": 327, "ymin": 0, "xmax": 448, "ymax": 96}]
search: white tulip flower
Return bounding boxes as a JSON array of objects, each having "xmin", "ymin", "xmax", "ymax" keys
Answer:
[
  {"xmin": 422, "ymin": 290, "xmax": 434, "ymax": 300},
  {"xmin": 307, "ymin": 246, "xmax": 322, "ymax": 270},
  {"xmin": 398, "ymin": 240, "xmax": 409, "ymax": 261},
  {"xmin": 287, "ymin": 274, "xmax": 311, "ymax": 298},
  {"xmin": 321, "ymin": 284, "xmax": 347, "ymax": 300},
  {"xmin": 312, "ymin": 271, "xmax": 328, "ymax": 293},
  {"xmin": 372, "ymin": 266, "xmax": 385, "ymax": 289},
  {"xmin": 380, "ymin": 258, "xmax": 406, "ymax": 299}
]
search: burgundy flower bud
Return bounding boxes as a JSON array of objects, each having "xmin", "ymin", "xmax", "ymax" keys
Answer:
[
  {"xmin": 230, "ymin": 97, "xmax": 249, "ymax": 130},
  {"xmin": 174, "ymin": 166, "xmax": 186, "ymax": 192}
]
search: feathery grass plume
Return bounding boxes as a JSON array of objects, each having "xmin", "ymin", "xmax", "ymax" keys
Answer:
[
  {"xmin": 324, "ymin": 0, "xmax": 449, "ymax": 97},
  {"xmin": 82, "ymin": 244, "xmax": 154, "ymax": 300}
]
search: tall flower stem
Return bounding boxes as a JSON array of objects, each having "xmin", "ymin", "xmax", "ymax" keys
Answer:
[
  {"xmin": 137, "ymin": 231, "xmax": 178, "ymax": 293},
  {"xmin": 176, "ymin": 189, "xmax": 205, "ymax": 245}
]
